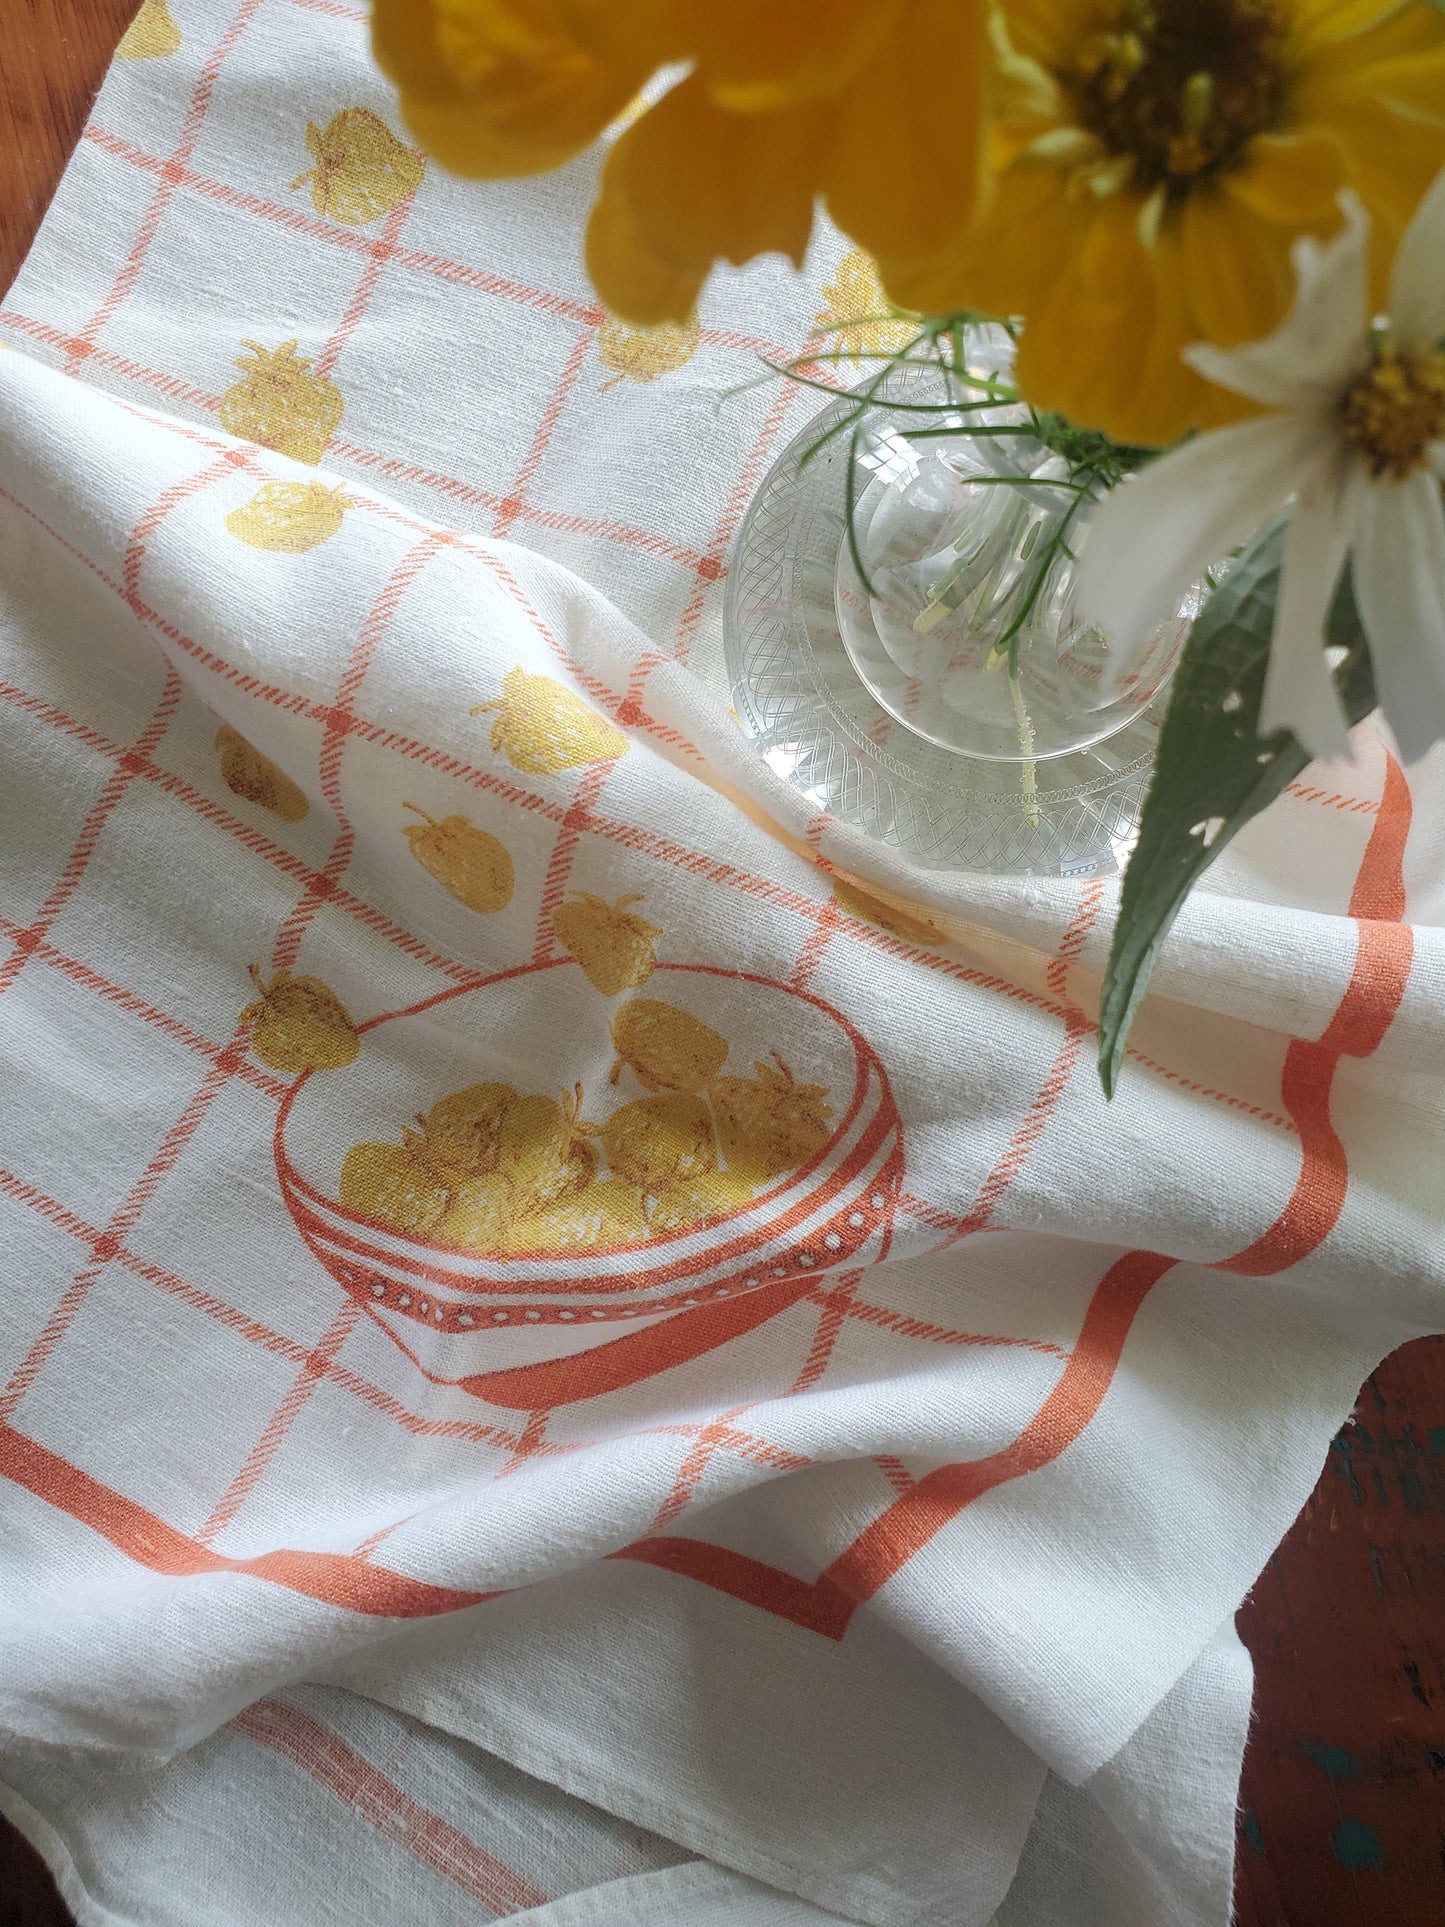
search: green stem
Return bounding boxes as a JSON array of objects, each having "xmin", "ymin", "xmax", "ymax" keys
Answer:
[
  {"xmin": 992, "ymin": 489, "xmax": 1091, "ymax": 674},
  {"xmin": 1009, "ymin": 664, "xmax": 1041, "ymax": 830}
]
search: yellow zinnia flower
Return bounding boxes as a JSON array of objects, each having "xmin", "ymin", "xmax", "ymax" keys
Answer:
[
  {"xmin": 894, "ymin": 0, "xmax": 1445, "ymax": 446},
  {"xmin": 371, "ymin": 0, "xmax": 987, "ymax": 325}
]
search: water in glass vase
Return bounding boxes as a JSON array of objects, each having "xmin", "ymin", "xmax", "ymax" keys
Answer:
[
  {"xmin": 723, "ymin": 329, "xmax": 1202, "ymax": 877},
  {"xmin": 836, "ymin": 411, "xmax": 1186, "ymax": 766}
]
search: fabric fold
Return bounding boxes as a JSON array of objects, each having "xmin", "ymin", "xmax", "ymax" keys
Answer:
[{"xmin": 2, "ymin": 4, "xmax": 1443, "ymax": 1919}]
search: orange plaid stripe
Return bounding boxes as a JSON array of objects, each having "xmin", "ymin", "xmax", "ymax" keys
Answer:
[
  {"xmin": 0, "ymin": 311, "xmax": 715, "ymax": 573},
  {"xmin": 0, "ymin": 1420, "xmax": 495, "ymax": 1615},
  {"xmin": 229, "ymin": 1697, "xmax": 551, "ymax": 1912},
  {"xmin": 70, "ymin": 0, "xmax": 271, "ymax": 365},
  {"xmin": 199, "ymin": 1303, "xmax": 365, "ymax": 1543},
  {"xmin": 2, "ymin": 61, "xmax": 1412, "ymax": 1643},
  {"xmin": 82, "ymin": 121, "xmax": 820, "ymax": 362},
  {"xmin": 0, "ymin": 672, "xmax": 184, "ymax": 1000},
  {"xmin": 1286, "ymin": 782, "xmax": 1380, "ymax": 814},
  {"xmin": 493, "ymin": 326, "xmax": 601, "ymax": 542},
  {"xmin": 0, "ymin": 1162, "xmax": 520, "ymax": 1448},
  {"xmin": 0, "ymin": 454, "xmax": 1305, "ymax": 1180}
]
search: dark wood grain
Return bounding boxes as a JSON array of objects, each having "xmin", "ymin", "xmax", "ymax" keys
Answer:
[
  {"xmin": 1236, "ymin": 1337, "xmax": 1445, "ymax": 1925},
  {"xmin": 1, "ymin": 10, "xmax": 140, "ymax": 1912},
  {"xmin": 0, "ymin": 4, "xmax": 1442, "ymax": 1923},
  {"xmin": 0, "ymin": 1820, "xmax": 74, "ymax": 1927},
  {"xmin": 0, "ymin": 0, "xmax": 140, "ymax": 295}
]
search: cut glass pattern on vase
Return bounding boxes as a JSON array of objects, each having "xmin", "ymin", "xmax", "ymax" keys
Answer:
[{"xmin": 723, "ymin": 334, "xmax": 1201, "ymax": 877}]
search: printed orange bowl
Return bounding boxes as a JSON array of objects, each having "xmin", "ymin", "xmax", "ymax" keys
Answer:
[{"xmin": 275, "ymin": 961, "xmax": 904, "ymax": 1389}]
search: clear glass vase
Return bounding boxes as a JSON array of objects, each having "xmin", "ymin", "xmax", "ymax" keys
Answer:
[
  {"xmin": 835, "ymin": 326, "xmax": 1184, "ymax": 764},
  {"xmin": 723, "ymin": 330, "xmax": 1199, "ymax": 878}
]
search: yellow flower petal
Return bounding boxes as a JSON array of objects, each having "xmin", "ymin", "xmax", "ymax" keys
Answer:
[
  {"xmin": 1002, "ymin": 195, "xmax": 1253, "ymax": 448},
  {"xmin": 430, "ymin": 0, "xmax": 558, "ymax": 70},
  {"xmin": 1289, "ymin": 0, "xmax": 1420, "ymax": 38},
  {"xmin": 585, "ymin": 175, "xmax": 703, "ymax": 325},
  {"xmin": 1297, "ymin": 36, "xmax": 1445, "ymax": 241},
  {"xmin": 824, "ymin": 0, "xmax": 986, "ymax": 273},
  {"xmin": 588, "ymin": 75, "xmax": 822, "ymax": 319},
  {"xmin": 1296, "ymin": 0, "xmax": 1445, "ymax": 65},
  {"xmin": 1131, "ymin": 224, "xmax": 1258, "ymax": 445},
  {"xmin": 1223, "ymin": 132, "xmax": 1346, "ymax": 226},
  {"xmin": 996, "ymin": 0, "xmax": 1098, "ymax": 70},
  {"xmin": 431, "ymin": 0, "xmax": 685, "ymax": 74},
  {"xmin": 1181, "ymin": 191, "xmax": 1295, "ymax": 349},
  {"xmin": 1075, "ymin": 191, "xmax": 1146, "ymax": 296},
  {"xmin": 881, "ymin": 159, "xmax": 1074, "ymax": 317},
  {"xmin": 694, "ymin": 0, "xmax": 903, "ymax": 111},
  {"xmin": 1012, "ymin": 194, "xmax": 1194, "ymax": 443},
  {"xmin": 1295, "ymin": 0, "xmax": 1445, "ymax": 237},
  {"xmin": 373, "ymin": 0, "xmax": 647, "ymax": 176},
  {"xmin": 1133, "ymin": 226, "xmax": 1239, "ymax": 442},
  {"xmin": 371, "ymin": 0, "xmax": 458, "ymax": 102},
  {"xmin": 1300, "ymin": 93, "xmax": 1445, "ymax": 301},
  {"xmin": 420, "ymin": 67, "xmax": 642, "ymax": 177},
  {"xmin": 1033, "ymin": 205, "xmax": 1150, "ymax": 434},
  {"xmin": 1302, "ymin": 72, "xmax": 1445, "ymax": 155}
]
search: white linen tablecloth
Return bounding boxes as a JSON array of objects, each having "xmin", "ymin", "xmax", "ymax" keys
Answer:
[{"xmin": 2, "ymin": 3, "xmax": 1443, "ymax": 1922}]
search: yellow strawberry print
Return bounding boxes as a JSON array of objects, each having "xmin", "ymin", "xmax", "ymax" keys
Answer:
[
  {"xmin": 339, "ymin": 1134, "xmax": 448, "ymax": 1236},
  {"xmin": 609, "ymin": 998, "xmax": 728, "ymax": 1094},
  {"xmin": 336, "ymin": 1024, "xmax": 826, "ymax": 1254},
  {"xmin": 472, "ymin": 668, "xmax": 628, "ymax": 776},
  {"xmin": 816, "ymin": 249, "xmax": 917, "ymax": 368},
  {"xmin": 597, "ymin": 313, "xmax": 701, "ymax": 392},
  {"xmin": 432, "ymin": 1171, "xmax": 516, "ymax": 1253},
  {"xmin": 831, "ymin": 878, "xmax": 945, "ymax": 948},
  {"xmin": 601, "ymin": 1091, "xmax": 718, "ymax": 1196},
  {"xmin": 215, "ymin": 726, "xmax": 309, "ymax": 823},
  {"xmin": 504, "ymin": 1171, "xmax": 651, "ymax": 1264},
  {"xmin": 710, "ymin": 1054, "xmax": 833, "ymax": 1186},
  {"xmin": 420, "ymin": 1082, "xmax": 518, "ymax": 1173},
  {"xmin": 552, "ymin": 892, "xmax": 661, "ymax": 996},
  {"xmin": 219, "ymin": 340, "xmax": 343, "ymax": 465},
  {"xmin": 402, "ymin": 804, "xmax": 514, "ymax": 914},
  {"xmin": 648, "ymin": 1168, "xmax": 756, "ymax": 1235},
  {"xmin": 117, "ymin": 0, "xmax": 180, "ymax": 59},
  {"xmin": 496, "ymin": 1084, "xmax": 597, "ymax": 1211},
  {"xmin": 506, "ymin": 1176, "xmax": 649, "ymax": 1255},
  {"xmin": 242, "ymin": 965, "xmax": 359, "ymax": 1072},
  {"xmin": 290, "ymin": 107, "xmax": 424, "ymax": 226},
  {"xmin": 224, "ymin": 481, "xmax": 348, "ymax": 554}
]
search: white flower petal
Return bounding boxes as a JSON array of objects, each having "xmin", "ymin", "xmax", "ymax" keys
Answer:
[
  {"xmin": 1431, "ymin": 441, "xmax": 1445, "ymax": 479},
  {"xmin": 1387, "ymin": 166, "xmax": 1445, "ymax": 354},
  {"xmin": 1076, "ymin": 413, "xmax": 1333, "ymax": 686},
  {"xmin": 1352, "ymin": 469, "xmax": 1445, "ymax": 765},
  {"xmin": 1183, "ymin": 193, "xmax": 1371, "ymax": 409},
  {"xmin": 1258, "ymin": 461, "xmax": 1365, "ymax": 763}
]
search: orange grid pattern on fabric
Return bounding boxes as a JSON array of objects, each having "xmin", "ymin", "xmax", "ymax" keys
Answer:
[
  {"xmin": 0, "ymin": 395, "xmax": 1413, "ymax": 1622},
  {"xmin": 0, "ymin": 0, "xmax": 1416, "ymax": 1677}
]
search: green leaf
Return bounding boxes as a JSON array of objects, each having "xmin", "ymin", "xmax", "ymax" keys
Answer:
[{"xmin": 1097, "ymin": 515, "xmax": 1378, "ymax": 1097}]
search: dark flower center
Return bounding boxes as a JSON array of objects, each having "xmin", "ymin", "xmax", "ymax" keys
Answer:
[{"xmin": 1069, "ymin": 0, "xmax": 1287, "ymax": 193}]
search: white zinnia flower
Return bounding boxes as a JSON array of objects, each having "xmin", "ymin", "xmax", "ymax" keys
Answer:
[{"xmin": 1077, "ymin": 171, "xmax": 1445, "ymax": 765}]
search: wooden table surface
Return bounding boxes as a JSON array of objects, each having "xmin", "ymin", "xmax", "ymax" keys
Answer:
[{"xmin": 2, "ymin": 3, "xmax": 1443, "ymax": 1921}]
